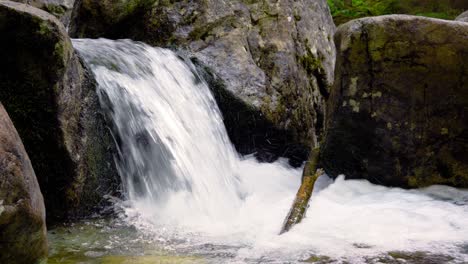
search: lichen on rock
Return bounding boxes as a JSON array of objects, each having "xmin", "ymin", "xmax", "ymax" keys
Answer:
[{"xmin": 321, "ymin": 15, "xmax": 468, "ymax": 188}]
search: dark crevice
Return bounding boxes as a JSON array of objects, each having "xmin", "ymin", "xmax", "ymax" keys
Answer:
[{"xmin": 191, "ymin": 57, "xmax": 309, "ymax": 167}]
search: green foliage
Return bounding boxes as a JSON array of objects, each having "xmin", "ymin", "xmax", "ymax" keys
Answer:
[{"xmin": 327, "ymin": 0, "xmax": 464, "ymax": 25}]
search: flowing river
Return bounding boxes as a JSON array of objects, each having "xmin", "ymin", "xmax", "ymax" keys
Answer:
[{"xmin": 47, "ymin": 38, "xmax": 468, "ymax": 264}]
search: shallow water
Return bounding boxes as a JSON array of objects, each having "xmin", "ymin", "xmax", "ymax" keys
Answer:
[
  {"xmin": 61, "ymin": 38, "xmax": 468, "ymax": 264},
  {"xmin": 48, "ymin": 174, "xmax": 468, "ymax": 263}
]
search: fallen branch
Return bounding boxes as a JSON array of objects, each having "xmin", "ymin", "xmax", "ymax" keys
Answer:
[{"xmin": 280, "ymin": 148, "xmax": 322, "ymax": 234}]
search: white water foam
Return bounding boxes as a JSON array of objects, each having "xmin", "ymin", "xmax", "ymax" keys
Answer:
[{"xmin": 73, "ymin": 38, "xmax": 468, "ymax": 263}]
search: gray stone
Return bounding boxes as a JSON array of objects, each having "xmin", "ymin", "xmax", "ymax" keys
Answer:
[{"xmin": 0, "ymin": 103, "xmax": 47, "ymax": 264}]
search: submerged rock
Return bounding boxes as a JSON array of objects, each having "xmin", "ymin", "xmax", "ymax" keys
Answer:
[
  {"xmin": 71, "ymin": 0, "xmax": 336, "ymax": 164},
  {"xmin": 321, "ymin": 15, "xmax": 468, "ymax": 188},
  {"xmin": 0, "ymin": 103, "xmax": 47, "ymax": 264},
  {"xmin": 456, "ymin": 11, "xmax": 468, "ymax": 22},
  {"xmin": 0, "ymin": 1, "xmax": 118, "ymax": 222}
]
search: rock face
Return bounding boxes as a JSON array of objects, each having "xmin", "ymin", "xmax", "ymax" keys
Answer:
[
  {"xmin": 71, "ymin": 0, "xmax": 336, "ymax": 165},
  {"xmin": 11, "ymin": 0, "xmax": 76, "ymax": 26},
  {"xmin": 0, "ymin": 103, "xmax": 47, "ymax": 264},
  {"xmin": 321, "ymin": 15, "xmax": 468, "ymax": 188},
  {"xmin": 0, "ymin": 1, "xmax": 118, "ymax": 221},
  {"xmin": 456, "ymin": 11, "xmax": 468, "ymax": 22}
]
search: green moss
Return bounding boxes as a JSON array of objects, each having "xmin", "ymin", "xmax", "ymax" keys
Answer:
[
  {"xmin": 298, "ymin": 53, "xmax": 324, "ymax": 76},
  {"xmin": 44, "ymin": 4, "xmax": 66, "ymax": 16},
  {"xmin": 327, "ymin": 0, "xmax": 464, "ymax": 25},
  {"xmin": 188, "ymin": 15, "xmax": 237, "ymax": 41},
  {"xmin": 38, "ymin": 21, "xmax": 52, "ymax": 35},
  {"xmin": 281, "ymin": 148, "xmax": 321, "ymax": 233},
  {"xmin": 302, "ymin": 255, "xmax": 333, "ymax": 263},
  {"xmin": 387, "ymin": 251, "xmax": 454, "ymax": 263}
]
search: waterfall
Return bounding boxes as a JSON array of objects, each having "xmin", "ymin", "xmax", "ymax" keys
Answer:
[
  {"xmin": 73, "ymin": 38, "xmax": 247, "ymax": 225},
  {"xmin": 72, "ymin": 38, "xmax": 468, "ymax": 263}
]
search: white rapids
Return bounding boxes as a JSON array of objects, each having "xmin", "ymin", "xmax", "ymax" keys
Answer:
[{"xmin": 73, "ymin": 38, "xmax": 468, "ymax": 263}]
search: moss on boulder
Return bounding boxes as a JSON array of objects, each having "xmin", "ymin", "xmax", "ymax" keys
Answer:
[
  {"xmin": 321, "ymin": 15, "xmax": 468, "ymax": 188},
  {"xmin": 0, "ymin": 1, "xmax": 118, "ymax": 222},
  {"xmin": 328, "ymin": 0, "xmax": 468, "ymax": 25}
]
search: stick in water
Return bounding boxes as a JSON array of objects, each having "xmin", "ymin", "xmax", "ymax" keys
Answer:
[{"xmin": 280, "ymin": 148, "xmax": 322, "ymax": 234}]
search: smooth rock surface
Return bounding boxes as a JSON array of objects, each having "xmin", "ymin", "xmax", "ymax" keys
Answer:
[
  {"xmin": 71, "ymin": 0, "xmax": 336, "ymax": 164},
  {"xmin": 321, "ymin": 15, "xmax": 468, "ymax": 188},
  {"xmin": 0, "ymin": 103, "xmax": 47, "ymax": 264},
  {"xmin": 0, "ymin": 0, "xmax": 118, "ymax": 221}
]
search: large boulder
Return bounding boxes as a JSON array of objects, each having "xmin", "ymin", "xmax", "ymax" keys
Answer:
[
  {"xmin": 0, "ymin": 1, "xmax": 118, "ymax": 222},
  {"xmin": 71, "ymin": 0, "xmax": 336, "ymax": 165},
  {"xmin": 321, "ymin": 15, "xmax": 468, "ymax": 188},
  {"xmin": 0, "ymin": 103, "xmax": 47, "ymax": 264},
  {"xmin": 456, "ymin": 11, "xmax": 468, "ymax": 22},
  {"xmin": 11, "ymin": 0, "xmax": 76, "ymax": 26}
]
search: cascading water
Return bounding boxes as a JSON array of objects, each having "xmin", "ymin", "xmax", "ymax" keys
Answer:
[
  {"xmin": 70, "ymin": 38, "xmax": 468, "ymax": 263},
  {"xmin": 73, "ymin": 38, "xmax": 246, "ymax": 227}
]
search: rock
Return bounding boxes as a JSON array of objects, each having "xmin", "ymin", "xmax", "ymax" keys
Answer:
[
  {"xmin": 321, "ymin": 15, "xmax": 468, "ymax": 188},
  {"xmin": 71, "ymin": 0, "xmax": 336, "ymax": 165},
  {"xmin": 10, "ymin": 0, "xmax": 76, "ymax": 27},
  {"xmin": 456, "ymin": 11, "xmax": 468, "ymax": 22},
  {"xmin": 0, "ymin": 103, "xmax": 47, "ymax": 264},
  {"xmin": 0, "ymin": 0, "xmax": 118, "ymax": 222}
]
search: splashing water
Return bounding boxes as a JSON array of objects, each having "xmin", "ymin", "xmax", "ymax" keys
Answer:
[
  {"xmin": 73, "ymin": 38, "xmax": 244, "ymax": 228},
  {"xmin": 71, "ymin": 39, "xmax": 468, "ymax": 263}
]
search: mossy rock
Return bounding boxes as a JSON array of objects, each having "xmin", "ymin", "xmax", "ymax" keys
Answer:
[
  {"xmin": 0, "ymin": 1, "xmax": 118, "ymax": 222},
  {"xmin": 321, "ymin": 15, "xmax": 468, "ymax": 188},
  {"xmin": 327, "ymin": 0, "xmax": 468, "ymax": 25}
]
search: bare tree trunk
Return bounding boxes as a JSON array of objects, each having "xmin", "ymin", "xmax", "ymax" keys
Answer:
[{"xmin": 280, "ymin": 148, "xmax": 322, "ymax": 234}]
